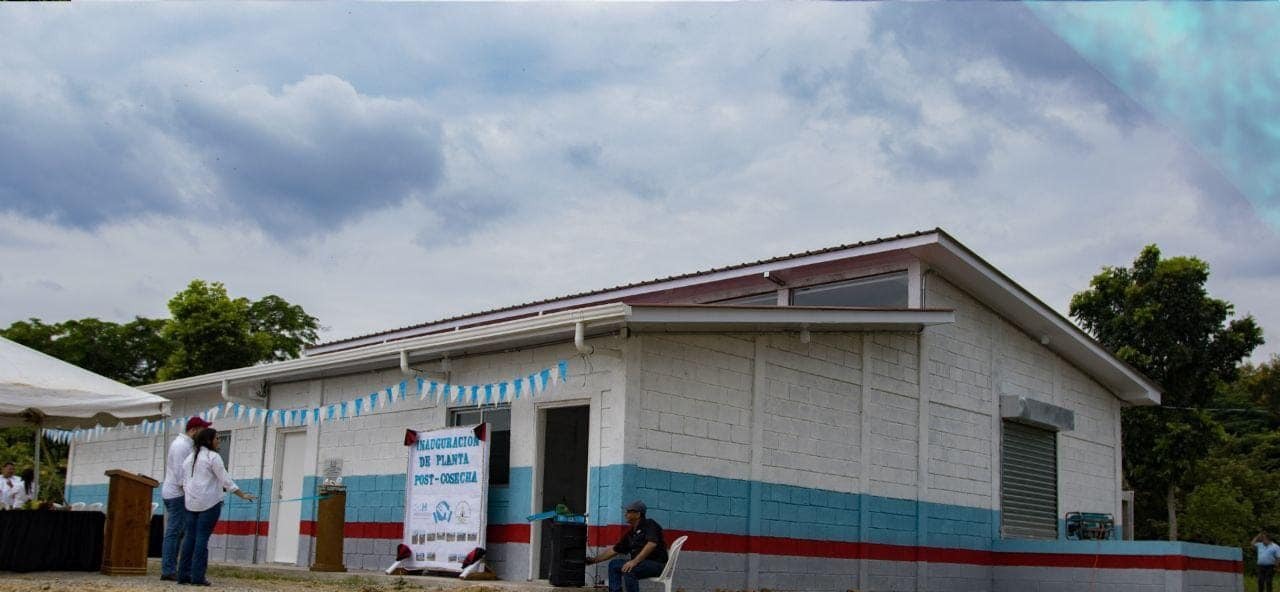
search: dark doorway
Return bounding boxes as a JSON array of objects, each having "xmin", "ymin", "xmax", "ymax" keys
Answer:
[{"xmin": 538, "ymin": 405, "xmax": 590, "ymax": 579}]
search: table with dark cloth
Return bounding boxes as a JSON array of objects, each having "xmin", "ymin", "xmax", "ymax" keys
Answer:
[
  {"xmin": 0, "ymin": 510, "xmax": 105, "ymax": 572},
  {"xmin": 149, "ymin": 514, "xmax": 164, "ymax": 558}
]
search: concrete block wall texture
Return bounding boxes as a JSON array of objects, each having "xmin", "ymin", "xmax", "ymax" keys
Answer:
[
  {"xmin": 763, "ymin": 334, "xmax": 863, "ymax": 493},
  {"xmin": 924, "ymin": 275, "xmax": 1122, "ymax": 525},
  {"xmin": 62, "ymin": 283, "xmax": 1236, "ymax": 591}
]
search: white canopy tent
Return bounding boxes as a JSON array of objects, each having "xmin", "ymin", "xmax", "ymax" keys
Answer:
[{"xmin": 0, "ymin": 336, "xmax": 170, "ymax": 500}]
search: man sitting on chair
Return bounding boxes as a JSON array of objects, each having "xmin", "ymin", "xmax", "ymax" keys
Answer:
[{"xmin": 587, "ymin": 500, "xmax": 668, "ymax": 592}]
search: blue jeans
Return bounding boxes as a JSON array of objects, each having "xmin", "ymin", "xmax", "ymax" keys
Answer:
[
  {"xmin": 177, "ymin": 502, "xmax": 222, "ymax": 584},
  {"xmin": 607, "ymin": 557, "xmax": 665, "ymax": 592},
  {"xmin": 161, "ymin": 497, "xmax": 187, "ymax": 577}
]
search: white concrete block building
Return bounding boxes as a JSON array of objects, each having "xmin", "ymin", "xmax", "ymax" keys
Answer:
[{"xmin": 65, "ymin": 229, "xmax": 1243, "ymax": 591}]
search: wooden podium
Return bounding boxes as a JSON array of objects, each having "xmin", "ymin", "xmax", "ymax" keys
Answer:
[
  {"xmin": 101, "ymin": 469, "xmax": 159, "ymax": 576},
  {"xmin": 310, "ymin": 485, "xmax": 347, "ymax": 572}
]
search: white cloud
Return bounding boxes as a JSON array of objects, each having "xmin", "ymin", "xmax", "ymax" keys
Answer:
[{"xmin": 0, "ymin": 3, "xmax": 1275, "ymax": 360}]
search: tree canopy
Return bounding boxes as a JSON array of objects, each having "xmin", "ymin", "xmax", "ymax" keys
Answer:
[
  {"xmin": 157, "ymin": 281, "xmax": 319, "ymax": 381},
  {"xmin": 1070, "ymin": 245, "xmax": 1264, "ymax": 541},
  {"xmin": 0, "ymin": 280, "xmax": 320, "ymax": 501}
]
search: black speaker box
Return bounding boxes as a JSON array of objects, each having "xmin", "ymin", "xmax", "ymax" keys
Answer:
[{"xmin": 548, "ymin": 521, "xmax": 587, "ymax": 587}]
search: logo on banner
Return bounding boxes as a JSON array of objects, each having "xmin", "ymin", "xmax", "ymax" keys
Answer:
[
  {"xmin": 455, "ymin": 501, "xmax": 471, "ymax": 525},
  {"xmin": 433, "ymin": 501, "xmax": 453, "ymax": 524}
]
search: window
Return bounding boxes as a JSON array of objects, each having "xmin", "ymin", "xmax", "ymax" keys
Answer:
[
  {"xmin": 712, "ymin": 292, "xmax": 779, "ymax": 306},
  {"xmin": 1000, "ymin": 420, "xmax": 1058, "ymax": 539},
  {"xmin": 217, "ymin": 431, "xmax": 232, "ymax": 472},
  {"xmin": 450, "ymin": 407, "xmax": 510, "ymax": 485},
  {"xmin": 791, "ymin": 271, "xmax": 908, "ymax": 307}
]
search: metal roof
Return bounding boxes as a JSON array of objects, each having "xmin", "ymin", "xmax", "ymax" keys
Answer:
[{"xmin": 309, "ymin": 228, "xmax": 940, "ymax": 353}]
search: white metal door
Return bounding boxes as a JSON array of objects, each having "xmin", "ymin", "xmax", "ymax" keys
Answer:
[{"xmin": 273, "ymin": 431, "xmax": 306, "ymax": 563}]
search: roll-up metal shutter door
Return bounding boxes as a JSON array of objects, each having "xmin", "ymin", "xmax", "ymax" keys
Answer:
[{"xmin": 1001, "ymin": 420, "xmax": 1058, "ymax": 539}]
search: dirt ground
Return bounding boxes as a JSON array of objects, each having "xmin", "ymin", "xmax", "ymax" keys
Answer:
[{"xmin": 0, "ymin": 563, "xmax": 540, "ymax": 592}]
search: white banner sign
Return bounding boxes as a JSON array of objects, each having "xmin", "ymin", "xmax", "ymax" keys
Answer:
[{"xmin": 403, "ymin": 424, "xmax": 490, "ymax": 572}]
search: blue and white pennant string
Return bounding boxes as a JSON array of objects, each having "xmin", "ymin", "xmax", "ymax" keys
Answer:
[{"xmin": 45, "ymin": 360, "xmax": 570, "ymax": 444}]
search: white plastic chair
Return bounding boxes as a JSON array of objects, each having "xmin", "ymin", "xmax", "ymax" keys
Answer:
[
  {"xmin": 70, "ymin": 502, "xmax": 86, "ymax": 511},
  {"xmin": 151, "ymin": 502, "xmax": 160, "ymax": 515},
  {"xmin": 87, "ymin": 502, "xmax": 104, "ymax": 512},
  {"xmin": 653, "ymin": 535, "xmax": 688, "ymax": 592}
]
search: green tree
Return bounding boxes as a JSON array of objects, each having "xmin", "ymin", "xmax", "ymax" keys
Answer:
[
  {"xmin": 2, "ymin": 280, "xmax": 320, "ymax": 501},
  {"xmin": 2, "ymin": 317, "xmax": 172, "ymax": 386},
  {"xmin": 157, "ymin": 280, "xmax": 319, "ymax": 381},
  {"xmin": 1190, "ymin": 357, "xmax": 1280, "ymax": 552},
  {"xmin": 1070, "ymin": 245, "xmax": 1264, "ymax": 540},
  {"xmin": 1180, "ymin": 480, "xmax": 1255, "ymax": 546}
]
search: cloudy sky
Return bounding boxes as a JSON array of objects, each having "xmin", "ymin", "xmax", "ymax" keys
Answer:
[{"xmin": 1, "ymin": 3, "xmax": 1277, "ymax": 359}]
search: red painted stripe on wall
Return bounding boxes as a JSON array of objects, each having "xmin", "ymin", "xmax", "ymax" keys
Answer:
[
  {"xmin": 993, "ymin": 552, "xmax": 1241, "ymax": 573},
  {"xmin": 222, "ymin": 520, "xmax": 1242, "ymax": 574},
  {"xmin": 295, "ymin": 520, "xmax": 531, "ymax": 544},
  {"xmin": 487, "ymin": 523, "xmax": 531, "ymax": 543},
  {"xmin": 212, "ymin": 520, "xmax": 268, "ymax": 536}
]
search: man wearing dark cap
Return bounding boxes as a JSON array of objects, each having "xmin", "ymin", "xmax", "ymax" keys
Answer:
[
  {"xmin": 586, "ymin": 500, "xmax": 668, "ymax": 592},
  {"xmin": 159, "ymin": 416, "xmax": 211, "ymax": 581}
]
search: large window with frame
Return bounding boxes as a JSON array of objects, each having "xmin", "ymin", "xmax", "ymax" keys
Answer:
[
  {"xmin": 790, "ymin": 271, "xmax": 909, "ymax": 307},
  {"xmin": 449, "ymin": 406, "xmax": 510, "ymax": 486}
]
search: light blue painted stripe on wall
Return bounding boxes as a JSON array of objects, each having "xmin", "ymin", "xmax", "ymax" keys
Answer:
[
  {"xmin": 296, "ymin": 468, "xmax": 534, "ymax": 527},
  {"xmin": 68, "ymin": 479, "xmax": 272, "ymax": 518},
  {"xmin": 220, "ymin": 478, "xmax": 272, "ymax": 522},
  {"xmin": 993, "ymin": 539, "xmax": 1243, "ymax": 561},
  {"xmin": 288, "ymin": 464, "xmax": 999, "ymax": 549}
]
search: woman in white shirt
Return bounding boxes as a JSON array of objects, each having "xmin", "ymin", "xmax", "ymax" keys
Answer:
[
  {"xmin": 176, "ymin": 428, "xmax": 256, "ymax": 586},
  {"xmin": 12, "ymin": 468, "xmax": 35, "ymax": 507}
]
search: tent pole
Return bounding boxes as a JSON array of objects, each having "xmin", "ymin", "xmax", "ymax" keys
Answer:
[{"xmin": 33, "ymin": 421, "xmax": 41, "ymax": 501}]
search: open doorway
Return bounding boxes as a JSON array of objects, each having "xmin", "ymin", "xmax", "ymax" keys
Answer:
[{"xmin": 537, "ymin": 405, "xmax": 590, "ymax": 579}]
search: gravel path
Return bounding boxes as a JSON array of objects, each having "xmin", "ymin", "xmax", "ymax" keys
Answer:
[{"xmin": 0, "ymin": 563, "xmax": 549, "ymax": 592}]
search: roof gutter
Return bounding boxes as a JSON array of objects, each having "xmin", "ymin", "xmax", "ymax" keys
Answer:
[
  {"xmin": 143, "ymin": 303, "xmax": 633, "ymax": 395},
  {"xmin": 920, "ymin": 233, "xmax": 1161, "ymax": 406},
  {"xmin": 142, "ymin": 303, "xmax": 955, "ymax": 397}
]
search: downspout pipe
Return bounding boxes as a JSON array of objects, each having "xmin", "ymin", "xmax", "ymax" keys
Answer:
[
  {"xmin": 576, "ymin": 322, "xmax": 622, "ymax": 358},
  {"xmin": 221, "ymin": 379, "xmax": 260, "ymax": 406},
  {"xmin": 252, "ymin": 387, "xmax": 270, "ymax": 564},
  {"xmin": 219, "ymin": 378, "xmax": 271, "ymax": 561},
  {"xmin": 400, "ymin": 350, "xmax": 451, "ymax": 381},
  {"xmin": 574, "ymin": 322, "xmax": 594, "ymax": 356}
]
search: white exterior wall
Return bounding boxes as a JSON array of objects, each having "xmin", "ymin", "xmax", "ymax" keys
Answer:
[
  {"xmin": 925, "ymin": 274, "xmax": 1122, "ymax": 529},
  {"xmin": 66, "ymin": 336, "xmax": 629, "ymax": 576},
  {"xmin": 865, "ymin": 333, "xmax": 920, "ymax": 501},
  {"xmin": 634, "ymin": 334, "xmax": 754, "ymax": 481},
  {"xmin": 62, "ymin": 268, "xmax": 1146, "ymax": 590},
  {"xmin": 763, "ymin": 333, "xmax": 864, "ymax": 493}
]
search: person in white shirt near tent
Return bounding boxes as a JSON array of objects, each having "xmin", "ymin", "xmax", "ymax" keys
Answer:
[
  {"xmin": 12, "ymin": 468, "xmax": 34, "ymax": 507},
  {"xmin": 177, "ymin": 427, "xmax": 255, "ymax": 586},
  {"xmin": 160, "ymin": 416, "xmax": 211, "ymax": 581},
  {"xmin": 0, "ymin": 462, "xmax": 24, "ymax": 508}
]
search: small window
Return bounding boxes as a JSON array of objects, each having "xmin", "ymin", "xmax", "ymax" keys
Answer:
[
  {"xmin": 791, "ymin": 271, "xmax": 908, "ymax": 307},
  {"xmin": 450, "ymin": 407, "xmax": 510, "ymax": 485},
  {"xmin": 217, "ymin": 431, "xmax": 232, "ymax": 472},
  {"xmin": 1001, "ymin": 420, "xmax": 1058, "ymax": 539},
  {"xmin": 713, "ymin": 292, "xmax": 778, "ymax": 306}
]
